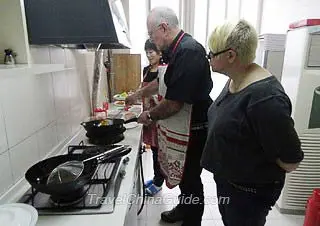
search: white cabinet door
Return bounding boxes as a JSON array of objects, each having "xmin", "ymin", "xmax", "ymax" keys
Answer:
[{"xmin": 124, "ymin": 159, "xmax": 141, "ymax": 226}]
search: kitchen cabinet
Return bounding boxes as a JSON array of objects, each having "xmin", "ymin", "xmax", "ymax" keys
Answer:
[
  {"xmin": 0, "ymin": 0, "xmax": 66, "ymax": 76},
  {"xmin": 0, "ymin": 0, "xmax": 30, "ymax": 64},
  {"xmin": 123, "ymin": 148, "xmax": 143, "ymax": 226}
]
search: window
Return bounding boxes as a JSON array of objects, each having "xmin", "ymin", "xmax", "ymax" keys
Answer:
[
  {"xmin": 240, "ymin": 0, "xmax": 259, "ymax": 29},
  {"xmin": 194, "ymin": 0, "xmax": 208, "ymax": 47},
  {"xmin": 129, "ymin": 0, "xmax": 148, "ymax": 66},
  {"xmin": 207, "ymin": 0, "xmax": 226, "ymax": 48},
  {"xmin": 227, "ymin": 0, "xmax": 240, "ymax": 21}
]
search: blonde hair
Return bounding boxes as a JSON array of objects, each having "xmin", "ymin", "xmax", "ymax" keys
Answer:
[{"xmin": 208, "ymin": 20, "xmax": 258, "ymax": 65}]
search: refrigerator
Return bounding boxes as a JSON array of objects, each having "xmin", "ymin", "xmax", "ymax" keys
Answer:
[{"xmin": 277, "ymin": 19, "xmax": 320, "ymax": 215}]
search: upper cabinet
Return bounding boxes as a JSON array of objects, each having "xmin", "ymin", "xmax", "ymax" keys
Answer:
[{"xmin": 0, "ymin": 0, "xmax": 30, "ymax": 64}]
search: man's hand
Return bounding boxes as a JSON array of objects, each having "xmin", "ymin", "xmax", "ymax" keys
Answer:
[
  {"xmin": 125, "ymin": 93, "xmax": 139, "ymax": 105},
  {"xmin": 137, "ymin": 111, "xmax": 152, "ymax": 126}
]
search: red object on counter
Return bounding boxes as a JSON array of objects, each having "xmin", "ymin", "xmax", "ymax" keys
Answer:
[
  {"xmin": 94, "ymin": 107, "xmax": 107, "ymax": 118},
  {"xmin": 103, "ymin": 102, "xmax": 109, "ymax": 110},
  {"xmin": 124, "ymin": 105, "xmax": 130, "ymax": 111},
  {"xmin": 289, "ymin": 19, "xmax": 320, "ymax": 29},
  {"xmin": 103, "ymin": 102, "xmax": 109, "ymax": 116},
  {"xmin": 304, "ymin": 189, "xmax": 320, "ymax": 226},
  {"xmin": 94, "ymin": 108, "xmax": 105, "ymax": 112}
]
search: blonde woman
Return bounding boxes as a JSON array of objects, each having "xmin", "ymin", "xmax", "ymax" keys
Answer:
[{"xmin": 201, "ymin": 20, "xmax": 304, "ymax": 225}]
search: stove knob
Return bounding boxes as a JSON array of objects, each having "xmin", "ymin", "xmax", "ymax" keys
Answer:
[
  {"xmin": 123, "ymin": 157, "xmax": 130, "ymax": 164},
  {"xmin": 119, "ymin": 170, "xmax": 126, "ymax": 178}
]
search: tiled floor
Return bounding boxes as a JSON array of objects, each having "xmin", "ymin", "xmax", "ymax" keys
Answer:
[{"xmin": 138, "ymin": 150, "xmax": 305, "ymax": 226}]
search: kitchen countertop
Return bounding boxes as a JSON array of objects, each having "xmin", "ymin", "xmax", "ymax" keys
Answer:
[{"xmin": 35, "ymin": 124, "xmax": 142, "ymax": 226}]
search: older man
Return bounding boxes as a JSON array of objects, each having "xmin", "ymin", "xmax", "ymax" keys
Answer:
[{"xmin": 126, "ymin": 7, "xmax": 213, "ymax": 226}]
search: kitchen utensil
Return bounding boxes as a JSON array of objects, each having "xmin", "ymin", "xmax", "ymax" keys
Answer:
[
  {"xmin": 0, "ymin": 203, "xmax": 38, "ymax": 226},
  {"xmin": 4, "ymin": 49, "xmax": 16, "ymax": 65},
  {"xmin": 25, "ymin": 146, "xmax": 131, "ymax": 197},
  {"xmin": 81, "ymin": 117, "xmax": 138, "ymax": 137},
  {"xmin": 47, "ymin": 145, "xmax": 125, "ymax": 185}
]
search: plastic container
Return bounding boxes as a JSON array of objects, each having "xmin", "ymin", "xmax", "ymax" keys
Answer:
[{"xmin": 94, "ymin": 108, "xmax": 106, "ymax": 118}]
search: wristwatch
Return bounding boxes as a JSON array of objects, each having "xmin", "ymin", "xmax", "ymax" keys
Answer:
[{"xmin": 146, "ymin": 111, "xmax": 153, "ymax": 121}]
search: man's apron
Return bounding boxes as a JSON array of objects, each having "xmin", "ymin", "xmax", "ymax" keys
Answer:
[{"xmin": 156, "ymin": 33, "xmax": 193, "ymax": 188}]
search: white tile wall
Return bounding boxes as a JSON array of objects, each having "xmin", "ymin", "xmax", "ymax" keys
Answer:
[
  {"xmin": 56, "ymin": 113, "xmax": 72, "ymax": 144},
  {"xmin": 30, "ymin": 46, "xmax": 50, "ymax": 64},
  {"xmin": 33, "ymin": 73, "xmax": 56, "ymax": 129},
  {"xmin": 0, "ymin": 75, "xmax": 38, "ymax": 148},
  {"xmin": 49, "ymin": 47, "xmax": 65, "ymax": 65},
  {"xmin": 65, "ymin": 49, "xmax": 77, "ymax": 68},
  {"xmin": 9, "ymin": 134, "xmax": 39, "ymax": 183},
  {"xmin": 68, "ymin": 69, "xmax": 81, "ymax": 108},
  {"xmin": 0, "ymin": 151, "xmax": 13, "ymax": 195},
  {"xmin": 0, "ymin": 46, "xmax": 93, "ymax": 197},
  {"xmin": 36, "ymin": 122, "xmax": 58, "ymax": 159},
  {"xmin": 70, "ymin": 106, "xmax": 83, "ymax": 135},
  {"xmin": 52, "ymin": 71, "xmax": 70, "ymax": 118},
  {"xmin": 0, "ymin": 104, "xmax": 8, "ymax": 154}
]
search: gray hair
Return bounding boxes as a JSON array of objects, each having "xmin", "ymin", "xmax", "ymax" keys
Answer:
[{"xmin": 149, "ymin": 7, "xmax": 179, "ymax": 28}]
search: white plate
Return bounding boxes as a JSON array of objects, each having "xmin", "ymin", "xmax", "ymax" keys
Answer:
[
  {"xmin": 0, "ymin": 203, "xmax": 38, "ymax": 226},
  {"xmin": 122, "ymin": 112, "xmax": 139, "ymax": 129},
  {"xmin": 113, "ymin": 101, "xmax": 126, "ymax": 107},
  {"xmin": 124, "ymin": 121, "xmax": 139, "ymax": 129}
]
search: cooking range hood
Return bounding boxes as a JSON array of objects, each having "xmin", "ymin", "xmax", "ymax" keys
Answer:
[{"xmin": 24, "ymin": 0, "xmax": 131, "ymax": 49}]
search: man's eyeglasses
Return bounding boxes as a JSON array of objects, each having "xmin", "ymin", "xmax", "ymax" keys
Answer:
[
  {"xmin": 207, "ymin": 48, "xmax": 231, "ymax": 60},
  {"xmin": 148, "ymin": 24, "xmax": 163, "ymax": 40},
  {"xmin": 148, "ymin": 23, "xmax": 169, "ymax": 42}
]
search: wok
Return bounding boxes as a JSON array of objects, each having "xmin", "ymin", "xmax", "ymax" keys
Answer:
[
  {"xmin": 81, "ymin": 117, "xmax": 137, "ymax": 137},
  {"xmin": 25, "ymin": 147, "xmax": 131, "ymax": 197},
  {"xmin": 85, "ymin": 126, "xmax": 126, "ymax": 139}
]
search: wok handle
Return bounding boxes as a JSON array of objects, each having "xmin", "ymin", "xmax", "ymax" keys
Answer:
[
  {"xmin": 103, "ymin": 147, "xmax": 132, "ymax": 161},
  {"xmin": 83, "ymin": 145, "xmax": 125, "ymax": 163},
  {"xmin": 124, "ymin": 117, "xmax": 138, "ymax": 124}
]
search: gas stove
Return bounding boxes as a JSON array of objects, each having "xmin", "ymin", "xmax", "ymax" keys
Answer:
[{"xmin": 19, "ymin": 143, "xmax": 130, "ymax": 215}]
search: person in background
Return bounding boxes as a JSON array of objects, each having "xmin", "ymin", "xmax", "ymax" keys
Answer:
[
  {"xmin": 127, "ymin": 39, "xmax": 165, "ymax": 196},
  {"xmin": 201, "ymin": 19, "xmax": 304, "ymax": 226},
  {"xmin": 127, "ymin": 7, "xmax": 213, "ymax": 226}
]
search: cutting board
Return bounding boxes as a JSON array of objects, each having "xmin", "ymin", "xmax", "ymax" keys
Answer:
[{"xmin": 111, "ymin": 54, "xmax": 141, "ymax": 97}]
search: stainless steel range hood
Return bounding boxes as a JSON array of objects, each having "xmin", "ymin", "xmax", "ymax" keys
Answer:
[{"xmin": 24, "ymin": 0, "xmax": 131, "ymax": 49}]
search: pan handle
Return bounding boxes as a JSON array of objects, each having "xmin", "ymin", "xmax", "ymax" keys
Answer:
[
  {"xmin": 83, "ymin": 145, "xmax": 125, "ymax": 163},
  {"xmin": 102, "ymin": 147, "xmax": 132, "ymax": 161},
  {"xmin": 124, "ymin": 117, "xmax": 138, "ymax": 124}
]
